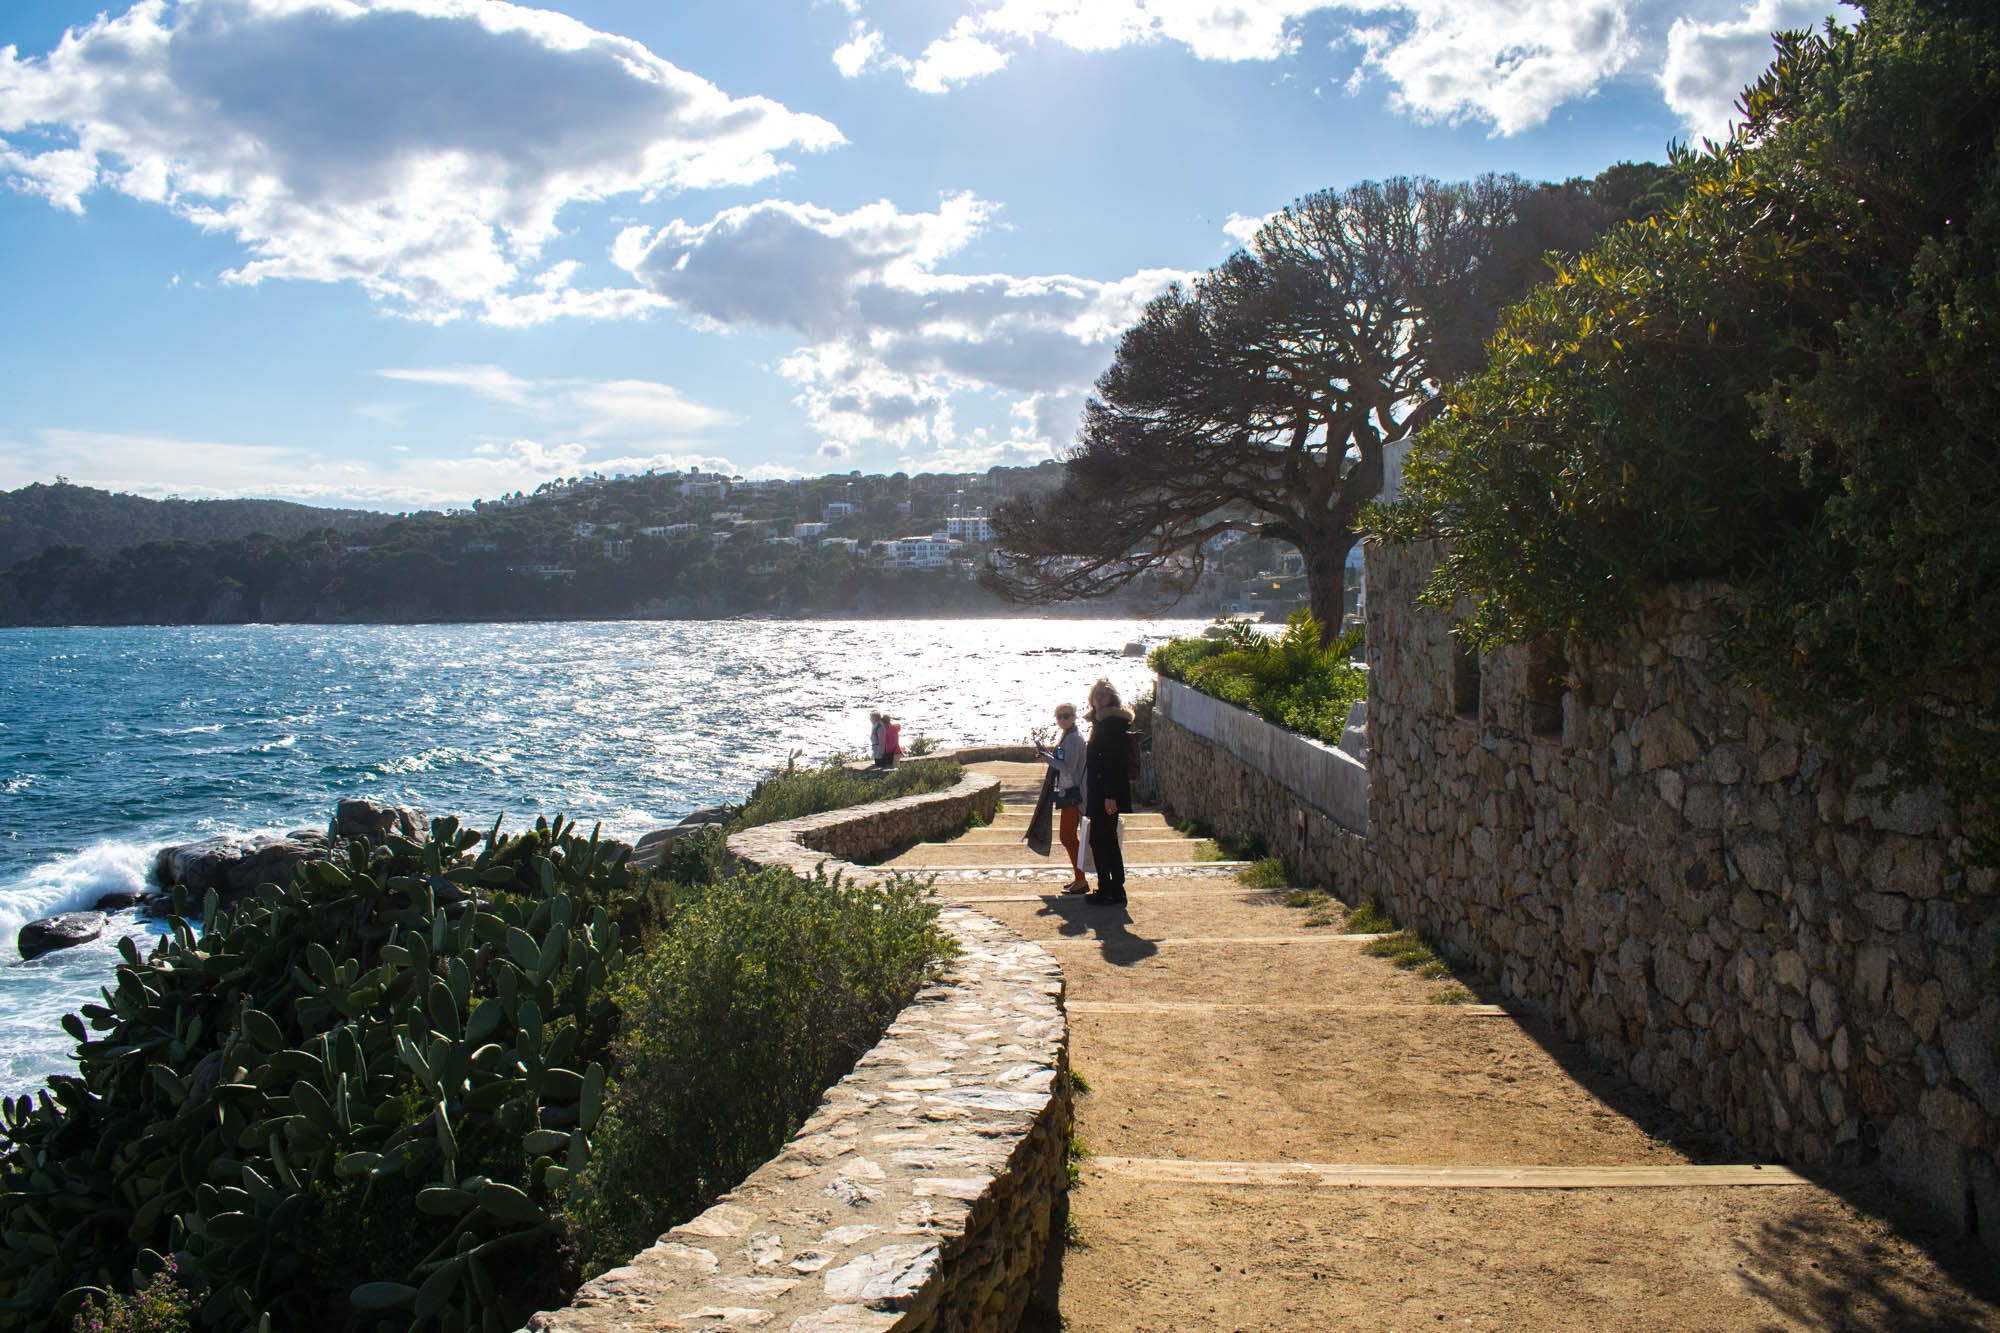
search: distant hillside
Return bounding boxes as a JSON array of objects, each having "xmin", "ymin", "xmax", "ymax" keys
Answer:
[
  {"xmin": 0, "ymin": 461, "xmax": 1261, "ymax": 625},
  {"xmin": 0, "ymin": 482, "xmax": 383, "ymax": 569}
]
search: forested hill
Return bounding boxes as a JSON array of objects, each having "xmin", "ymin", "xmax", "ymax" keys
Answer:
[
  {"xmin": 0, "ymin": 482, "xmax": 382, "ymax": 569},
  {"xmin": 0, "ymin": 462, "xmax": 1246, "ymax": 625}
]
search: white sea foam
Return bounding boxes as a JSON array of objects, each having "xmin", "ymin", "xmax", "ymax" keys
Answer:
[{"xmin": 0, "ymin": 841, "xmax": 153, "ymax": 944}]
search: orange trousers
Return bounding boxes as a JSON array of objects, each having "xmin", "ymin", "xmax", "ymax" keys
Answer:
[{"xmin": 1058, "ymin": 803, "xmax": 1082, "ymax": 877}]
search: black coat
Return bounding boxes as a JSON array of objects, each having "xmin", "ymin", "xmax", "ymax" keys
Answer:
[{"xmin": 1084, "ymin": 710, "xmax": 1133, "ymax": 811}]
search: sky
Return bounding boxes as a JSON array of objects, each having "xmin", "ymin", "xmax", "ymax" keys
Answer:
[{"xmin": 0, "ymin": 0, "xmax": 1842, "ymax": 511}]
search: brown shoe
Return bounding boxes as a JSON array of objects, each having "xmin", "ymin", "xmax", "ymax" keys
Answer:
[{"xmin": 1062, "ymin": 879, "xmax": 1089, "ymax": 894}]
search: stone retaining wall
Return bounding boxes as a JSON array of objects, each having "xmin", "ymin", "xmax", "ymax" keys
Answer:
[
  {"xmin": 1150, "ymin": 708, "xmax": 1370, "ymax": 899},
  {"xmin": 1148, "ymin": 545, "xmax": 2000, "ymax": 1253},
  {"xmin": 530, "ymin": 773, "xmax": 1070, "ymax": 1333}
]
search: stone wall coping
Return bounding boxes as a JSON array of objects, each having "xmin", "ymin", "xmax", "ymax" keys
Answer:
[
  {"xmin": 1155, "ymin": 677, "xmax": 1369, "ymax": 834},
  {"xmin": 529, "ymin": 772, "xmax": 1069, "ymax": 1333}
]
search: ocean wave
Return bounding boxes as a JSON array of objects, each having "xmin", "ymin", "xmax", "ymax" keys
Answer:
[{"xmin": 0, "ymin": 841, "xmax": 154, "ymax": 945}]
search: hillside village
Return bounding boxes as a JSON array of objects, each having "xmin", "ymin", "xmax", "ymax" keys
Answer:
[{"xmin": 0, "ymin": 468, "xmax": 1312, "ymax": 625}]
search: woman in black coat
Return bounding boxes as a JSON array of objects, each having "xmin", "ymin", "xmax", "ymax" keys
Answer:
[{"xmin": 1082, "ymin": 678, "xmax": 1133, "ymax": 906}]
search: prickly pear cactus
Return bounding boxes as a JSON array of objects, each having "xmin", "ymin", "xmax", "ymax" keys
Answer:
[{"xmin": 0, "ymin": 814, "xmax": 630, "ymax": 1333}]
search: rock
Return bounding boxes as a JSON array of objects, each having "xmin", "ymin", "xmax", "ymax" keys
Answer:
[
  {"xmin": 1122, "ymin": 641, "xmax": 1147, "ymax": 657},
  {"xmin": 333, "ymin": 798, "xmax": 427, "ymax": 841},
  {"xmin": 20, "ymin": 911, "xmax": 106, "ymax": 960},
  {"xmin": 633, "ymin": 822, "xmax": 721, "ymax": 869},
  {"xmin": 155, "ymin": 832, "xmax": 332, "ymax": 897},
  {"xmin": 92, "ymin": 890, "xmax": 149, "ymax": 912},
  {"xmin": 153, "ymin": 836, "xmax": 245, "ymax": 894},
  {"xmin": 680, "ymin": 806, "xmax": 731, "ymax": 826}
]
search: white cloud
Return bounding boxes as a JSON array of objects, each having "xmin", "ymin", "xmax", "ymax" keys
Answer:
[
  {"xmin": 977, "ymin": 0, "xmax": 1316, "ymax": 61},
  {"xmin": 379, "ymin": 364, "xmax": 736, "ymax": 438},
  {"xmin": 1661, "ymin": 0, "xmax": 1838, "ymax": 142},
  {"xmin": 615, "ymin": 193, "xmax": 1188, "ymax": 460},
  {"xmin": 0, "ymin": 0, "xmax": 843, "ymax": 321},
  {"xmin": 832, "ymin": 23, "xmax": 892, "ymax": 76},
  {"xmin": 909, "ymin": 20, "xmax": 1013, "ymax": 92},
  {"xmin": 1222, "ymin": 210, "xmax": 1272, "ymax": 245},
  {"xmin": 842, "ymin": 1, "xmax": 1834, "ymax": 136},
  {"xmin": 1339, "ymin": 0, "xmax": 1637, "ymax": 135}
]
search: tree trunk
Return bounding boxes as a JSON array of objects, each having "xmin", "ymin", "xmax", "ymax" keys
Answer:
[{"xmin": 1302, "ymin": 535, "xmax": 1357, "ymax": 648}]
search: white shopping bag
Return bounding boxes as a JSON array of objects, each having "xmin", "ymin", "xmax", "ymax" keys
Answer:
[{"xmin": 1077, "ymin": 816, "xmax": 1095, "ymax": 874}]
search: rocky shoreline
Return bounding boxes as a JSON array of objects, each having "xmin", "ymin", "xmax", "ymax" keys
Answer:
[{"xmin": 14, "ymin": 796, "xmax": 735, "ymax": 961}]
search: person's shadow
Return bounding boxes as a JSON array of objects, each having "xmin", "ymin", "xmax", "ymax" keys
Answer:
[{"xmin": 1036, "ymin": 893, "xmax": 1158, "ymax": 966}]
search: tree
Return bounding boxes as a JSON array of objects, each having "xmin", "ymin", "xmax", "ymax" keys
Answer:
[
  {"xmin": 1374, "ymin": 0, "xmax": 2000, "ymax": 864},
  {"xmin": 984, "ymin": 174, "xmax": 1614, "ymax": 642}
]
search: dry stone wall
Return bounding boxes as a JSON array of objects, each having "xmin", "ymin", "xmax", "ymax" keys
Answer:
[
  {"xmin": 1144, "ymin": 544, "xmax": 2000, "ymax": 1252},
  {"xmin": 1362, "ymin": 541, "xmax": 1999, "ymax": 1250},
  {"xmin": 529, "ymin": 774, "xmax": 1071, "ymax": 1332}
]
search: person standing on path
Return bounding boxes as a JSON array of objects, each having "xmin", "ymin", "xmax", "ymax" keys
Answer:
[
  {"xmin": 1082, "ymin": 679, "xmax": 1132, "ymax": 906},
  {"xmin": 1036, "ymin": 703, "xmax": 1088, "ymax": 892}
]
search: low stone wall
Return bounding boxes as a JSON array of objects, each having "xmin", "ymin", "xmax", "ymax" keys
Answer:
[
  {"xmin": 763, "ymin": 773, "xmax": 1004, "ymax": 867},
  {"xmin": 531, "ymin": 774, "xmax": 1069, "ymax": 1333},
  {"xmin": 1153, "ymin": 678, "xmax": 1369, "ymax": 834}
]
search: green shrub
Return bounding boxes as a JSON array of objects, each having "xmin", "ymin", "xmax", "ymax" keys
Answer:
[
  {"xmin": 0, "ymin": 815, "xmax": 632, "ymax": 1333},
  {"xmin": 566, "ymin": 868, "xmax": 953, "ymax": 1272},
  {"xmin": 1238, "ymin": 857, "xmax": 1289, "ymax": 889},
  {"xmin": 726, "ymin": 757, "xmax": 964, "ymax": 832},
  {"xmin": 1346, "ymin": 900, "xmax": 1398, "ymax": 934},
  {"xmin": 1150, "ymin": 612, "xmax": 1363, "ymax": 745},
  {"xmin": 5, "ymin": 814, "xmax": 959, "ymax": 1333},
  {"xmin": 1372, "ymin": 0, "xmax": 2000, "ymax": 871}
]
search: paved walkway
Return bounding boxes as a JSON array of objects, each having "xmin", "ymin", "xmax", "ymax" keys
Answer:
[{"xmin": 883, "ymin": 763, "xmax": 2000, "ymax": 1332}]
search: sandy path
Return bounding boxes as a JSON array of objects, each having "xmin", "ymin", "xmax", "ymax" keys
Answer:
[{"xmin": 932, "ymin": 763, "xmax": 2000, "ymax": 1332}]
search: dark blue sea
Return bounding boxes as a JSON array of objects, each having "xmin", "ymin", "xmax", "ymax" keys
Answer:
[{"xmin": 0, "ymin": 618, "xmax": 1197, "ymax": 1091}]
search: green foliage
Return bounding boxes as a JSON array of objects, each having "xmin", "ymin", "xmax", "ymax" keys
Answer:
[
  {"xmin": 1373, "ymin": 0, "xmax": 2000, "ymax": 868},
  {"xmin": 70, "ymin": 1263, "xmax": 193, "ymax": 1333},
  {"xmin": 4, "ymin": 809, "xmax": 959, "ymax": 1333},
  {"xmin": 1237, "ymin": 858, "xmax": 1289, "ymax": 889},
  {"xmin": 1150, "ymin": 612, "xmax": 1364, "ymax": 744},
  {"xmin": 0, "ymin": 815, "xmax": 630, "ymax": 1333},
  {"xmin": 725, "ymin": 757, "xmax": 964, "ymax": 833},
  {"xmin": 1345, "ymin": 900, "xmax": 1398, "ymax": 934},
  {"xmin": 564, "ymin": 869, "xmax": 952, "ymax": 1272}
]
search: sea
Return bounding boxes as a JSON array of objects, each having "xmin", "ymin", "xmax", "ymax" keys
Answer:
[{"xmin": 0, "ymin": 617, "xmax": 1205, "ymax": 1094}]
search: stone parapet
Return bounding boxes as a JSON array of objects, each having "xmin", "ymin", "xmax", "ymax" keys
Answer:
[
  {"xmin": 1154, "ymin": 678, "xmax": 1369, "ymax": 834},
  {"xmin": 528, "ymin": 773, "xmax": 1069, "ymax": 1332},
  {"xmin": 728, "ymin": 774, "xmax": 1004, "ymax": 872},
  {"xmin": 1151, "ymin": 712, "xmax": 1370, "ymax": 899}
]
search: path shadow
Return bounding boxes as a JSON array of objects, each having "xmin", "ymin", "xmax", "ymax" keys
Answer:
[
  {"xmin": 1449, "ymin": 972, "xmax": 2000, "ymax": 1314},
  {"xmin": 1035, "ymin": 893, "xmax": 1160, "ymax": 966},
  {"xmin": 1728, "ymin": 1168, "xmax": 2000, "ymax": 1328}
]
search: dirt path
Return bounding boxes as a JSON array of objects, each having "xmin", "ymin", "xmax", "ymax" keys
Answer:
[{"xmin": 885, "ymin": 762, "xmax": 2000, "ymax": 1331}]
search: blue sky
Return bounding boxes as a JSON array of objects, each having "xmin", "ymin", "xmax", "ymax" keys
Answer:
[{"xmin": 0, "ymin": 0, "xmax": 1839, "ymax": 510}]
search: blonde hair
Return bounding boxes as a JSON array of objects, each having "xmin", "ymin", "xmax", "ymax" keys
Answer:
[{"xmin": 1087, "ymin": 678, "xmax": 1121, "ymax": 714}]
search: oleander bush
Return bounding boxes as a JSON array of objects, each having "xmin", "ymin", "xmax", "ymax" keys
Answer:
[
  {"xmin": 725, "ymin": 756, "xmax": 964, "ymax": 832},
  {"xmin": 3, "ymin": 810, "xmax": 953, "ymax": 1333},
  {"xmin": 1150, "ymin": 612, "xmax": 1364, "ymax": 745}
]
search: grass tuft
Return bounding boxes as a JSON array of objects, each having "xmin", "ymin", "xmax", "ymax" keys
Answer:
[
  {"xmin": 1192, "ymin": 839, "xmax": 1225, "ymax": 862},
  {"xmin": 1363, "ymin": 930, "xmax": 1424, "ymax": 959},
  {"xmin": 1237, "ymin": 856, "xmax": 1288, "ymax": 889},
  {"xmin": 1345, "ymin": 899, "xmax": 1398, "ymax": 934},
  {"xmin": 1429, "ymin": 982, "xmax": 1475, "ymax": 1005},
  {"xmin": 1068, "ymin": 1067, "xmax": 1092, "ymax": 1095}
]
